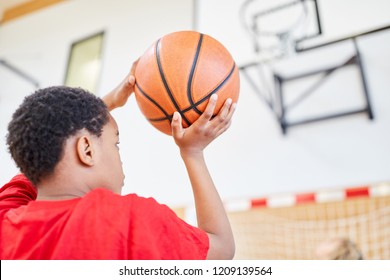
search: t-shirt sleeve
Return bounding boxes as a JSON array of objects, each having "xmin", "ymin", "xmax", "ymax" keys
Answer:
[
  {"xmin": 128, "ymin": 195, "xmax": 209, "ymax": 260},
  {"xmin": 0, "ymin": 174, "xmax": 37, "ymax": 212}
]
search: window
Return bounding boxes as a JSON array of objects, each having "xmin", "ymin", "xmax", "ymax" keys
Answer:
[{"xmin": 64, "ymin": 32, "xmax": 104, "ymax": 93}]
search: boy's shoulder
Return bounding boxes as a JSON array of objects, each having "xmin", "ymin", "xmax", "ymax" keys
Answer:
[
  {"xmin": 83, "ymin": 188, "xmax": 162, "ymax": 212},
  {"xmin": 0, "ymin": 174, "xmax": 37, "ymax": 213}
]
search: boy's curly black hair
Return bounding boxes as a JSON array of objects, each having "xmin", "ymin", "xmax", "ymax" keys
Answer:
[{"xmin": 6, "ymin": 86, "xmax": 110, "ymax": 185}]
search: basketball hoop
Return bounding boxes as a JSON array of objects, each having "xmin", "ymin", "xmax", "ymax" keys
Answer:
[{"xmin": 240, "ymin": 0, "xmax": 309, "ymax": 60}]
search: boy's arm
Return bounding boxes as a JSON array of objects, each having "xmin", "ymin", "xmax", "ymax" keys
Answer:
[{"xmin": 171, "ymin": 94, "xmax": 236, "ymax": 260}]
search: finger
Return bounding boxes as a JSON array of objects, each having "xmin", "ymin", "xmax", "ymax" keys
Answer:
[
  {"xmin": 216, "ymin": 98, "xmax": 232, "ymax": 121},
  {"xmin": 197, "ymin": 94, "xmax": 218, "ymax": 126},
  {"xmin": 171, "ymin": 111, "xmax": 184, "ymax": 138},
  {"xmin": 210, "ymin": 98, "xmax": 234, "ymax": 128},
  {"xmin": 128, "ymin": 75, "xmax": 135, "ymax": 86},
  {"xmin": 212, "ymin": 102, "xmax": 236, "ymax": 136},
  {"xmin": 128, "ymin": 59, "xmax": 139, "ymax": 86},
  {"xmin": 225, "ymin": 102, "xmax": 237, "ymax": 121},
  {"xmin": 130, "ymin": 58, "xmax": 139, "ymax": 75}
]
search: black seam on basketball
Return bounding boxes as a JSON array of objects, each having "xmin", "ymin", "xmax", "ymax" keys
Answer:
[
  {"xmin": 187, "ymin": 33, "xmax": 204, "ymax": 115},
  {"xmin": 135, "ymin": 83, "xmax": 172, "ymax": 121},
  {"xmin": 156, "ymin": 38, "xmax": 191, "ymax": 126},
  {"xmin": 147, "ymin": 63, "xmax": 237, "ymax": 123},
  {"xmin": 205, "ymin": 62, "xmax": 236, "ymax": 99}
]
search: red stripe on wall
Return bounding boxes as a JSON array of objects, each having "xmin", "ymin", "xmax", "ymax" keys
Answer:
[
  {"xmin": 295, "ymin": 193, "xmax": 316, "ymax": 204},
  {"xmin": 251, "ymin": 198, "xmax": 267, "ymax": 208},
  {"xmin": 345, "ymin": 186, "xmax": 370, "ymax": 198}
]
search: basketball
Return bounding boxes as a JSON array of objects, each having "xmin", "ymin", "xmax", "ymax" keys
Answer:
[{"xmin": 134, "ymin": 30, "xmax": 240, "ymax": 135}]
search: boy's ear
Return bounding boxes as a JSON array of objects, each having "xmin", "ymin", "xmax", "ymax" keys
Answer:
[{"xmin": 76, "ymin": 135, "xmax": 95, "ymax": 166}]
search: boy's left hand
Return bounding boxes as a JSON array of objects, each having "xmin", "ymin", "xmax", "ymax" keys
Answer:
[{"xmin": 103, "ymin": 59, "xmax": 138, "ymax": 111}]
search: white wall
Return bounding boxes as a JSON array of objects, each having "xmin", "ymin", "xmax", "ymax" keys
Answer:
[{"xmin": 1, "ymin": 0, "xmax": 389, "ymax": 208}]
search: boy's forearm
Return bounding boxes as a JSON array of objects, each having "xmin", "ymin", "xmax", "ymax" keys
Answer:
[{"xmin": 181, "ymin": 152, "xmax": 235, "ymax": 259}]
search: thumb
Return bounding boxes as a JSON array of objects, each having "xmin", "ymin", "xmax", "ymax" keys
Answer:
[
  {"xmin": 171, "ymin": 112, "xmax": 183, "ymax": 137},
  {"xmin": 128, "ymin": 75, "xmax": 135, "ymax": 86}
]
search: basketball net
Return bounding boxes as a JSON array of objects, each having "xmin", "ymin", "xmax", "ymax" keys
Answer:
[
  {"xmin": 228, "ymin": 195, "xmax": 390, "ymax": 260},
  {"xmin": 240, "ymin": 0, "xmax": 309, "ymax": 61}
]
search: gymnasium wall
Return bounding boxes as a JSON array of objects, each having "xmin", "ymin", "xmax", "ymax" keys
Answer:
[
  {"xmin": 1, "ymin": 0, "xmax": 390, "ymax": 209},
  {"xmin": 195, "ymin": 0, "xmax": 390, "ymax": 202}
]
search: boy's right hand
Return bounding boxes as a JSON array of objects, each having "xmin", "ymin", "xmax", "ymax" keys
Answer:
[{"xmin": 171, "ymin": 94, "xmax": 236, "ymax": 158}]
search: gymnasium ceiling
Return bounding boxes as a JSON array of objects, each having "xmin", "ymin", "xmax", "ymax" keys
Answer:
[
  {"xmin": 0, "ymin": 0, "xmax": 30, "ymax": 12},
  {"xmin": 0, "ymin": 0, "xmax": 65, "ymax": 24}
]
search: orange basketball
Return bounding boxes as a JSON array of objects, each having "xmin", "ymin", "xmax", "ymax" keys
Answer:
[{"xmin": 134, "ymin": 30, "xmax": 240, "ymax": 135}]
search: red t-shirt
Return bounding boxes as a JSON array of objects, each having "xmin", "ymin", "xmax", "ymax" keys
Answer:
[{"xmin": 0, "ymin": 175, "xmax": 209, "ymax": 260}]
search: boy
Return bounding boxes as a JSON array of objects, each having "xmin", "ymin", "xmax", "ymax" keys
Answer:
[{"xmin": 0, "ymin": 65, "xmax": 236, "ymax": 259}]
